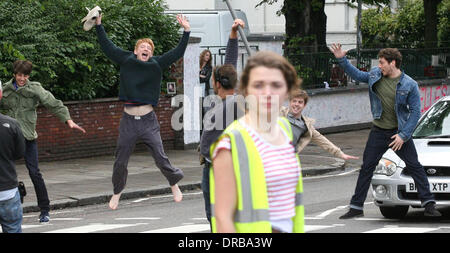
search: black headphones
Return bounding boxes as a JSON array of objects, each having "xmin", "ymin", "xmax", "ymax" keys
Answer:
[{"xmin": 214, "ymin": 66, "xmax": 231, "ymax": 89}]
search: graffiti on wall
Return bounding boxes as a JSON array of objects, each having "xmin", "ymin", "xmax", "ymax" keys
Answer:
[{"xmin": 420, "ymin": 84, "xmax": 448, "ymax": 113}]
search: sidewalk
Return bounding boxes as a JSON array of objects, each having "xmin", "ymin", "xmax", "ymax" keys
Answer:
[{"xmin": 17, "ymin": 129, "xmax": 370, "ymax": 213}]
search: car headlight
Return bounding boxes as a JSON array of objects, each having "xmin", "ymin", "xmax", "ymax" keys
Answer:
[{"xmin": 374, "ymin": 158, "xmax": 397, "ymax": 176}]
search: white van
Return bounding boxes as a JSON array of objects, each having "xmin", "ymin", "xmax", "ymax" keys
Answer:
[{"xmin": 165, "ymin": 9, "xmax": 250, "ymax": 55}]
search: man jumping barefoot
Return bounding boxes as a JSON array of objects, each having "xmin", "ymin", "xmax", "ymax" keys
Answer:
[{"xmin": 93, "ymin": 13, "xmax": 190, "ymax": 209}]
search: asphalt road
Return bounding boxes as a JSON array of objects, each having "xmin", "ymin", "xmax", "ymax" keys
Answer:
[{"xmin": 19, "ymin": 169, "xmax": 450, "ymax": 234}]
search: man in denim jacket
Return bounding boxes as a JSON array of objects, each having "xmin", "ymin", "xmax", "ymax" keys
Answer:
[{"xmin": 330, "ymin": 44, "xmax": 441, "ymax": 218}]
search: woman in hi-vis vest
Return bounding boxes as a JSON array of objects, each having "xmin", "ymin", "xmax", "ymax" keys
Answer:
[{"xmin": 210, "ymin": 51, "xmax": 304, "ymax": 233}]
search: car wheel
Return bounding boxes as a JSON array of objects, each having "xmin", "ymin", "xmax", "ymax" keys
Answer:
[{"xmin": 379, "ymin": 206, "xmax": 409, "ymax": 219}]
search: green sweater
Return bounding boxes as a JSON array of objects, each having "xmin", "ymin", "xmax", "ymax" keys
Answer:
[
  {"xmin": 0, "ymin": 79, "xmax": 71, "ymax": 140},
  {"xmin": 96, "ymin": 24, "xmax": 190, "ymax": 106}
]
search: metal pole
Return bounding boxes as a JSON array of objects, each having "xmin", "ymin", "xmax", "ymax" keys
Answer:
[
  {"xmin": 356, "ymin": 0, "xmax": 362, "ymax": 85},
  {"xmin": 223, "ymin": 0, "xmax": 252, "ymax": 56}
]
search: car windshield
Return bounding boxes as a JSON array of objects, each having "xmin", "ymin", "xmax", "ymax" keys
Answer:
[{"xmin": 413, "ymin": 100, "xmax": 450, "ymax": 138}]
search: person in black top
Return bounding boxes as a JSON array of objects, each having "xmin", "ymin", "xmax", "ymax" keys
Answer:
[
  {"xmin": 0, "ymin": 83, "xmax": 26, "ymax": 233},
  {"xmin": 94, "ymin": 14, "xmax": 190, "ymax": 210},
  {"xmin": 199, "ymin": 19, "xmax": 245, "ymax": 224},
  {"xmin": 199, "ymin": 49, "xmax": 213, "ymax": 96}
]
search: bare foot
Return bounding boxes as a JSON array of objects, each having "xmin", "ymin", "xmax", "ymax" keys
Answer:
[
  {"xmin": 109, "ymin": 193, "xmax": 121, "ymax": 210},
  {"xmin": 171, "ymin": 184, "xmax": 183, "ymax": 202}
]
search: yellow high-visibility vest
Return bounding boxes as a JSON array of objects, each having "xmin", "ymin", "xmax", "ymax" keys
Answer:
[{"xmin": 209, "ymin": 117, "xmax": 304, "ymax": 233}]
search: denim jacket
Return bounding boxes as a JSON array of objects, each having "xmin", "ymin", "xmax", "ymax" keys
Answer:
[{"xmin": 337, "ymin": 56, "xmax": 421, "ymax": 141}]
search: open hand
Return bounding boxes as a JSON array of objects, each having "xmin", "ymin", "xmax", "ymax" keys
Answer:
[
  {"xmin": 329, "ymin": 43, "xmax": 347, "ymax": 59},
  {"xmin": 177, "ymin": 14, "xmax": 190, "ymax": 32},
  {"xmin": 389, "ymin": 134, "xmax": 404, "ymax": 151},
  {"xmin": 341, "ymin": 153, "xmax": 359, "ymax": 160},
  {"xmin": 67, "ymin": 120, "xmax": 86, "ymax": 134}
]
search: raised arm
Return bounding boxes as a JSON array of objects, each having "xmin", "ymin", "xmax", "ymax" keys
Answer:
[
  {"xmin": 329, "ymin": 43, "xmax": 370, "ymax": 83},
  {"xmin": 95, "ymin": 14, "xmax": 130, "ymax": 65},
  {"xmin": 224, "ymin": 19, "xmax": 245, "ymax": 68},
  {"xmin": 156, "ymin": 14, "xmax": 191, "ymax": 69}
]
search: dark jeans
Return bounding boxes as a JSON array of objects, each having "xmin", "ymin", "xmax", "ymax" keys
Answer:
[
  {"xmin": 350, "ymin": 126, "xmax": 435, "ymax": 210},
  {"xmin": 201, "ymin": 161, "xmax": 211, "ymax": 223},
  {"xmin": 25, "ymin": 140, "xmax": 50, "ymax": 213},
  {"xmin": 112, "ymin": 111, "xmax": 184, "ymax": 194}
]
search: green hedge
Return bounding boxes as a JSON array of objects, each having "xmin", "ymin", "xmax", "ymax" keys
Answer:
[{"xmin": 0, "ymin": 0, "xmax": 180, "ymax": 101}]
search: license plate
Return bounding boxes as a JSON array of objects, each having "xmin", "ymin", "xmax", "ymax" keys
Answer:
[{"xmin": 406, "ymin": 182, "xmax": 450, "ymax": 193}]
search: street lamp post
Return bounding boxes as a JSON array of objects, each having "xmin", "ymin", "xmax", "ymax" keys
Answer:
[
  {"xmin": 223, "ymin": 0, "xmax": 252, "ymax": 56},
  {"xmin": 356, "ymin": 0, "xmax": 362, "ymax": 85}
]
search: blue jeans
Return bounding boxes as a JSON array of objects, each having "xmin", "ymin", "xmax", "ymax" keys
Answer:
[
  {"xmin": 0, "ymin": 191, "xmax": 23, "ymax": 233},
  {"xmin": 25, "ymin": 140, "xmax": 50, "ymax": 213},
  {"xmin": 201, "ymin": 162, "xmax": 211, "ymax": 223},
  {"xmin": 350, "ymin": 126, "xmax": 435, "ymax": 210}
]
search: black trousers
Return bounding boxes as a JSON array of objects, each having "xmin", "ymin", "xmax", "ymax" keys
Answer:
[
  {"xmin": 349, "ymin": 126, "xmax": 435, "ymax": 209},
  {"xmin": 112, "ymin": 111, "xmax": 184, "ymax": 194},
  {"xmin": 25, "ymin": 140, "xmax": 50, "ymax": 213}
]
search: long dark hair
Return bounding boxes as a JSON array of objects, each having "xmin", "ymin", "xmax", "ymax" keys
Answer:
[{"xmin": 199, "ymin": 49, "xmax": 212, "ymax": 68}]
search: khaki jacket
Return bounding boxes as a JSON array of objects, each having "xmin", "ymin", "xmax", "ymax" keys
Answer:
[
  {"xmin": 280, "ymin": 106, "xmax": 344, "ymax": 158},
  {"xmin": 0, "ymin": 79, "xmax": 71, "ymax": 140}
]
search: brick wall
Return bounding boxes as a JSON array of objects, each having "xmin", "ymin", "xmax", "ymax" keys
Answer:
[{"xmin": 35, "ymin": 96, "xmax": 176, "ymax": 162}]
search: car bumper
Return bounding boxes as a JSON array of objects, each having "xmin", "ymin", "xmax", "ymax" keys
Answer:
[{"xmin": 371, "ymin": 174, "xmax": 450, "ymax": 207}]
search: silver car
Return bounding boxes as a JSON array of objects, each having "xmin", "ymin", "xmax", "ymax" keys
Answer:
[{"xmin": 371, "ymin": 95, "xmax": 450, "ymax": 219}]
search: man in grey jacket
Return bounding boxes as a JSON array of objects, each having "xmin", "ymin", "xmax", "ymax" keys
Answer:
[
  {"xmin": 282, "ymin": 88, "xmax": 358, "ymax": 160},
  {"xmin": 0, "ymin": 82, "xmax": 26, "ymax": 233}
]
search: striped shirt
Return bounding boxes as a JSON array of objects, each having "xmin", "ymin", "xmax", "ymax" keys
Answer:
[{"xmin": 213, "ymin": 120, "xmax": 301, "ymax": 231}]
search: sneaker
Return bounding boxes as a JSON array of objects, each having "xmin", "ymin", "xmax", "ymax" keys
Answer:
[
  {"xmin": 339, "ymin": 208, "xmax": 364, "ymax": 219},
  {"xmin": 424, "ymin": 203, "xmax": 442, "ymax": 217},
  {"xmin": 39, "ymin": 212, "xmax": 50, "ymax": 223}
]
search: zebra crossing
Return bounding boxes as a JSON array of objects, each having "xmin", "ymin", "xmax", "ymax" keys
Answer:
[
  {"xmin": 10, "ymin": 217, "xmax": 447, "ymax": 233},
  {"xmin": 17, "ymin": 221, "xmax": 211, "ymax": 233}
]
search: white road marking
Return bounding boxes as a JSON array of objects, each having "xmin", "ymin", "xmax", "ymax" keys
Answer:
[
  {"xmin": 304, "ymin": 217, "xmax": 323, "ymax": 220},
  {"xmin": 355, "ymin": 217, "xmax": 387, "ymax": 221},
  {"xmin": 364, "ymin": 226, "xmax": 439, "ymax": 233},
  {"xmin": 315, "ymin": 205, "xmax": 348, "ymax": 219},
  {"xmin": 44, "ymin": 223, "xmax": 147, "ymax": 233},
  {"xmin": 115, "ymin": 217, "xmax": 160, "ymax": 221},
  {"xmin": 312, "ymin": 202, "xmax": 374, "ymax": 219},
  {"xmin": 141, "ymin": 224, "xmax": 210, "ymax": 233},
  {"xmin": 132, "ymin": 198, "xmax": 150, "ymax": 203},
  {"xmin": 22, "ymin": 224, "xmax": 49, "ymax": 229},
  {"xmin": 191, "ymin": 217, "xmax": 208, "ymax": 221},
  {"xmin": 51, "ymin": 218, "xmax": 84, "ymax": 221},
  {"xmin": 305, "ymin": 225, "xmax": 336, "ymax": 232}
]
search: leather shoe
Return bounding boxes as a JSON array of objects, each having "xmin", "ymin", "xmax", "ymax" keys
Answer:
[
  {"xmin": 424, "ymin": 202, "xmax": 442, "ymax": 217},
  {"xmin": 339, "ymin": 208, "xmax": 364, "ymax": 219}
]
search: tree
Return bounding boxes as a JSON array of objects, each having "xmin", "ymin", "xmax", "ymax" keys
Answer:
[
  {"xmin": 256, "ymin": 0, "xmax": 390, "ymax": 55},
  {"xmin": 256, "ymin": 0, "xmax": 389, "ymax": 88},
  {"xmin": 423, "ymin": 0, "xmax": 443, "ymax": 48},
  {"xmin": 0, "ymin": 0, "xmax": 180, "ymax": 101},
  {"xmin": 360, "ymin": 0, "xmax": 449, "ymax": 48}
]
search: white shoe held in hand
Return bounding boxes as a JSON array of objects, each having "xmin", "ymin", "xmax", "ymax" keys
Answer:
[{"xmin": 81, "ymin": 6, "xmax": 102, "ymax": 31}]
